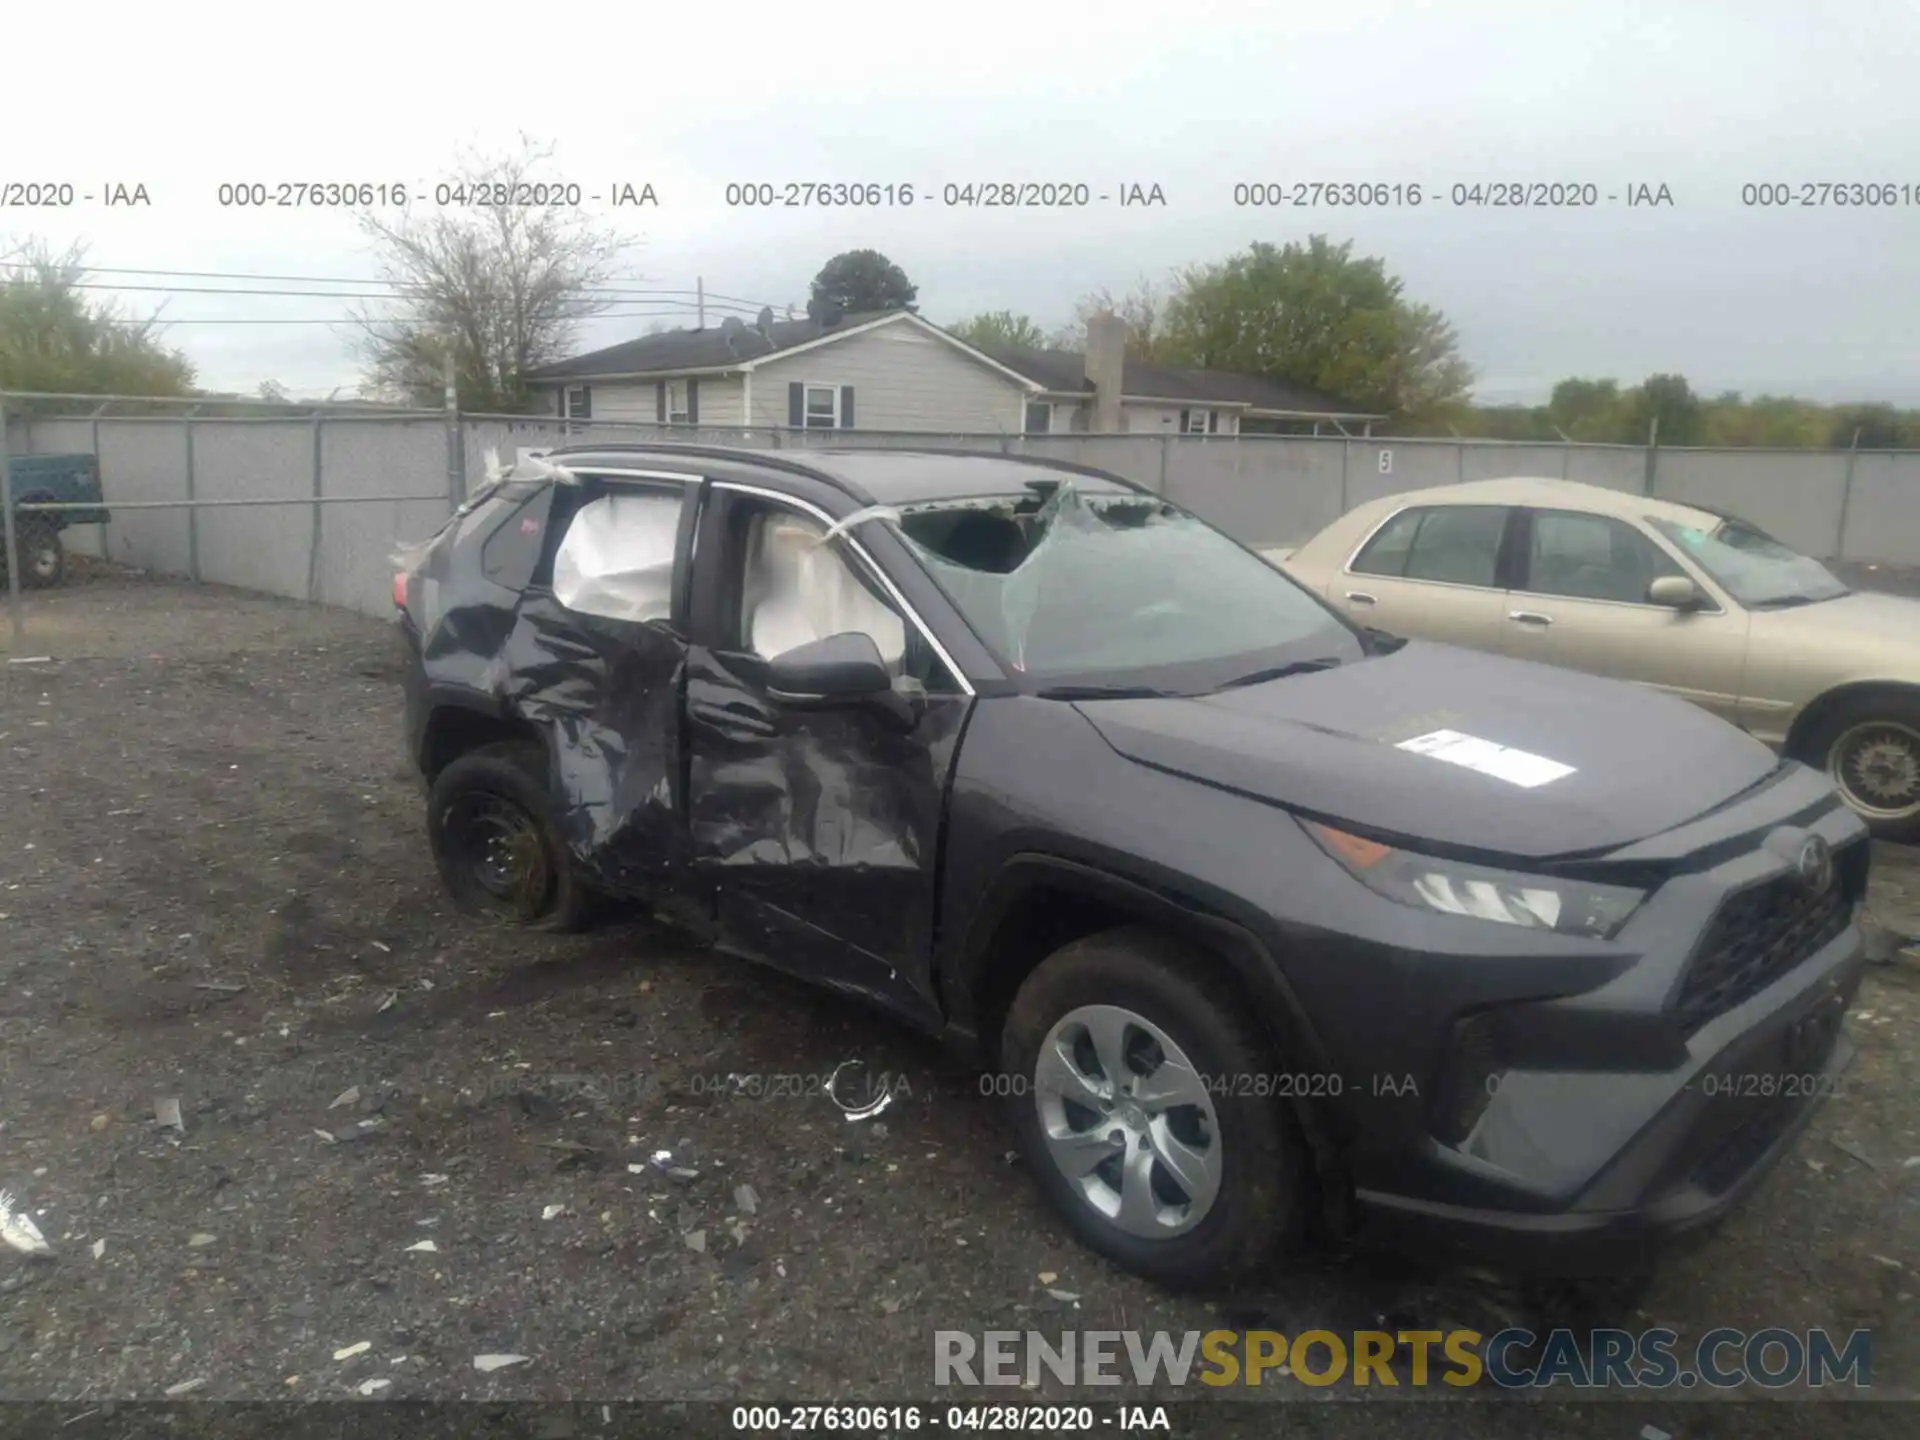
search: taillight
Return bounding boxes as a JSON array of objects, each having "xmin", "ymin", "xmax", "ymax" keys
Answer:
[{"xmin": 393, "ymin": 571, "xmax": 410, "ymax": 610}]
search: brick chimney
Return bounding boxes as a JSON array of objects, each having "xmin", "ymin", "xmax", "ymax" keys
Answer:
[{"xmin": 1084, "ymin": 312, "xmax": 1127, "ymax": 433}]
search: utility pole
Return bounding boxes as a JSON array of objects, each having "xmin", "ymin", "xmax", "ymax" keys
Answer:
[{"xmin": 697, "ymin": 277, "xmax": 706, "ymax": 329}]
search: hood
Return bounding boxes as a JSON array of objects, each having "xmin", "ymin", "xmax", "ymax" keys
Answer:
[
  {"xmin": 1074, "ymin": 642, "xmax": 1781, "ymax": 861},
  {"xmin": 1747, "ymin": 590, "xmax": 1920, "ymax": 670}
]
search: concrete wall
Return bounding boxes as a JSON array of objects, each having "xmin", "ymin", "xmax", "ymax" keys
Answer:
[{"xmin": 10, "ymin": 414, "xmax": 1920, "ymax": 622}]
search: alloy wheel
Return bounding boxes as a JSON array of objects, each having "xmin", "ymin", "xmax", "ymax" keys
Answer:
[{"xmin": 1031, "ymin": 1004, "xmax": 1223, "ymax": 1239}]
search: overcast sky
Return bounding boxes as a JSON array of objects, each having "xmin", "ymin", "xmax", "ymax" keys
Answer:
[{"xmin": 9, "ymin": 0, "xmax": 1919, "ymax": 403}]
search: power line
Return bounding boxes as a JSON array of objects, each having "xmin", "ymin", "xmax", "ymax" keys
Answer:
[
  {"xmin": 0, "ymin": 259, "xmax": 783, "ymax": 310},
  {"xmin": 147, "ymin": 310, "xmax": 741, "ymax": 325}
]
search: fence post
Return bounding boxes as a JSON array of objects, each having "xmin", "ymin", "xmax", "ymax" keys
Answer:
[
  {"xmin": 1455, "ymin": 442, "xmax": 1465, "ymax": 483},
  {"xmin": 443, "ymin": 353, "xmax": 464, "ymax": 510},
  {"xmin": 2, "ymin": 398, "xmax": 24, "ymax": 651},
  {"xmin": 306, "ymin": 414, "xmax": 325, "ymax": 603},
  {"xmin": 1833, "ymin": 427, "xmax": 1861, "ymax": 561},
  {"xmin": 1338, "ymin": 436, "xmax": 1350, "ymax": 512},
  {"xmin": 1561, "ymin": 443, "xmax": 1570, "ymax": 480},
  {"xmin": 184, "ymin": 406, "xmax": 201, "ymax": 582},
  {"xmin": 1157, "ymin": 434, "xmax": 1171, "ymax": 497},
  {"xmin": 1642, "ymin": 416, "xmax": 1660, "ymax": 496}
]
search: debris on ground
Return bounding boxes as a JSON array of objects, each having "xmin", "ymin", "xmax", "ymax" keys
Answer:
[
  {"xmin": 164, "ymin": 1378, "xmax": 207, "ymax": 1397},
  {"xmin": 90, "ymin": 1239, "xmax": 105, "ymax": 1260},
  {"xmin": 1832, "ymin": 1138, "xmax": 1879, "ymax": 1170},
  {"xmin": 1044, "ymin": 1288, "xmax": 1081, "ymax": 1304},
  {"xmin": 542, "ymin": 1204, "xmax": 567, "ymax": 1221},
  {"xmin": 333, "ymin": 1341, "xmax": 371, "ymax": 1361},
  {"xmin": 0, "ymin": 1190, "xmax": 52, "ymax": 1257},
  {"xmin": 153, "ymin": 1097, "xmax": 185, "ymax": 1132},
  {"xmin": 473, "ymin": 1354, "xmax": 530, "ymax": 1372},
  {"xmin": 685, "ymin": 1230, "xmax": 707, "ymax": 1253},
  {"xmin": 733, "ymin": 1184, "xmax": 759, "ymax": 1217},
  {"xmin": 404, "ymin": 1240, "xmax": 438, "ymax": 1254},
  {"xmin": 188, "ymin": 1233, "xmax": 216, "ymax": 1249},
  {"xmin": 356, "ymin": 1378, "xmax": 391, "ymax": 1396},
  {"xmin": 328, "ymin": 1087, "xmax": 361, "ymax": 1110},
  {"xmin": 316, "ymin": 1119, "xmax": 386, "ymax": 1144},
  {"xmin": 826, "ymin": 1059, "xmax": 895, "ymax": 1121}
]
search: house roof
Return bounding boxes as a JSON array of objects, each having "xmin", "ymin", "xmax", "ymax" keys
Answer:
[
  {"xmin": 966, "ymin": 343, "xmax": 1372, "ymax": 416},
  {"xmin": 528, "ymin": 308, "xmax": 1379, "ymax": 418},
  {"xmin": 524, "ymin": 310, "xmax": 906, "ymax": 380}
]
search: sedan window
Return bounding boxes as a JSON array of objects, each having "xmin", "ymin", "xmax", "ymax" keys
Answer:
[
  {"xmin": 1353, "ymin": 505, "xmax": 1509, "ymax": 588},
  {"xmin": 1524, "ymin": 510, "xmax": 1685, "ymax": 604}
]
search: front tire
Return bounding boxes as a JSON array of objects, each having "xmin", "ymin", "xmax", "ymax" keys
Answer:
[
  {"xmin": 427, "ymin": 740, "xmax": 592, "ymax": 931},
  {"xmin": 1000, "ymin": 926, "xmax": 1309, "ymax": 1290},
  {"xmin": 1800, "ymin": 693, "xmax": 1920, "ymax": 843}
]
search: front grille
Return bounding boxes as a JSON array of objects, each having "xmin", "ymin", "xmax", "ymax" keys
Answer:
[{"xmin": 1674, "ymin": 846, "xmax": 1862, "ymax": 1027}]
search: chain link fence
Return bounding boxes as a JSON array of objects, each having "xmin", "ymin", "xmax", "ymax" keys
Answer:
[{"xmin": 7, "ymin": 390, "xmax": 1920, "ymax": 652}]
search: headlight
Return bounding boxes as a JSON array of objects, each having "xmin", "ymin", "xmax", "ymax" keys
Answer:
[{"xmin": 1304, "ymin": 821, "xmax": 1645, "ymax": 939}]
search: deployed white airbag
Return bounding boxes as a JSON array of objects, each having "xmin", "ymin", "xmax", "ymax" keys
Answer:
[{"xmin": 552, "ymin": 492, "xmax": 680, "ymax": 623}]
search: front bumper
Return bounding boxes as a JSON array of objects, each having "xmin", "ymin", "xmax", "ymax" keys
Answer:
[
  {"xmin": 1318, "ymin": 772, "xmax": 1873, "ymax": 1278},
  {"xmin": 1352, "ymin": 928, "xmax": 1862, "ymax": 1276}
]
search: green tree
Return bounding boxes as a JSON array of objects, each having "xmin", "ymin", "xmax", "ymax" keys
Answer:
[
  {"xmin": 1154, "ymin": 237, "xmax": 1472, "ymax": 422},
  {"xmin": 947, "ymin": 310, "xmax": 1048, "ymax": 350},
  {"xmin": 809, "ymin": 250, "xmax": 917, "ymax": 316},
  {"xmin": 0, "ymin": 240, "xmax": 195, "ymax": 399},
  {"xmin": 1619, "ymin": 373, "xmax": 1704, "ymax": 445},
  {"xmin": 1828, "ymin": 403, "xmax": 1909, "ymax": 449},
  {"xmin": 353, "ymin": 137, "xmax": 632, "ymax": 411},
  {"xmin": 1545, "ymin": 378, "xmax": 1625, "ymax": 441}
]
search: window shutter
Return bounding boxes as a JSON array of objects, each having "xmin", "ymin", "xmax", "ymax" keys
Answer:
[
  {"xmin": 1208, "ymin": 410, "xmax": 1219, "ymax": 434},
  {"xmin": 656, "ymin": 381, "xmax": 666, "ymax": 423},
  {"xmin": 840, "ymin": 386, "xmax": 855, "ymax": 429},
  {"xmin": 788, "ymin": 382, "xmax": 804, "ymax": 428},
  {"xmin": 687, "ymin": 378, "xmax": 700, "ymax": 426},
  {"xmin": 1179, "ymin": 409, "xmax": 1190, "ymax": 433}
]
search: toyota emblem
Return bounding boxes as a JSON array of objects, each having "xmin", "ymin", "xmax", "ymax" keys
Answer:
[{"xmin": 1795, "ymin": 835, "xmax": 1835, "ymax": 895}]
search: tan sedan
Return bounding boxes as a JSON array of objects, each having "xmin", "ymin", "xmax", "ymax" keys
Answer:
[{"xmin": 1276, "ymin": 477, "xmax": 1920, "ymax": 841}]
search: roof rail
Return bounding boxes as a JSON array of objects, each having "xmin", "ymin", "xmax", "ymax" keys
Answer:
[{"xmin": 542, "ymin": 441, "xmax": 1151, "ymax": 502}]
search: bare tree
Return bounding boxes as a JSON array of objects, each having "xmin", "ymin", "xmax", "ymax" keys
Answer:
[
  {"xmin": 351, "ymin": 138, "xmax": 636, "ymax": 411},
  {"xmin": 1045, "ymin": 276, "xmax": 1174, "ymax": 359}
]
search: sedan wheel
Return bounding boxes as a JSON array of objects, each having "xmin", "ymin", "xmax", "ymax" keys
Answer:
[
  {"xmin": 1827, "ymin": 720, "xmax": 1920, "ymax": 825},
  {"xmin": 1033, "ymin": 1004, "xmax": 1224, "ymax": 1239}
]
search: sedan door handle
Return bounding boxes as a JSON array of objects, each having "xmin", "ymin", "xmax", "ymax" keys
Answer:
[
  {"xmin": 1344, "ymin": 591, "xmax": 1378, "ymax": 605},
  {"xmin": 1508, "ymin": 610, "xmax": 1554, "ymax": 626}
]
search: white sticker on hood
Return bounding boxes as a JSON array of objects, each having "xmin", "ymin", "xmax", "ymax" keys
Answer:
[{"xmin": 1395, "ymin": 729, "xmax": 1575, "ymax": 788}]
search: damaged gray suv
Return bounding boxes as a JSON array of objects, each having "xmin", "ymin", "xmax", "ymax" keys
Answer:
[{"xmin": 396, "ymin": 444, "xmax": 1869, "ymax": 1291}]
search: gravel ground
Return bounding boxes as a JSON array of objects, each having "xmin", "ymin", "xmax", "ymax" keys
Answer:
[{"xmin": 2, "ymin": 561, "xmax": 1918, "ymax": 1439}]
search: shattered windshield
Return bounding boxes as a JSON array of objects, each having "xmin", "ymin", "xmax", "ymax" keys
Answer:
[{"xmin": 894, "ymin": 482, "xmax": 1359, "ymax": 690}]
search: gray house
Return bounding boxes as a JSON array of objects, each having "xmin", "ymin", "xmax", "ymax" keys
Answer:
[{"xmin": 523, "ymin": 309, "xmax": 1381, "ymax": 437}]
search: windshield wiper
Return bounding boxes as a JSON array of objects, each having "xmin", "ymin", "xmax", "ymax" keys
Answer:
[
  {"xmin": 1211, "ymin": 657, "xmax": 1346, "ymax": 692},
  {"xmin": 1035, "ymin": 683, "xmax": 1191, "ymax": 700}
]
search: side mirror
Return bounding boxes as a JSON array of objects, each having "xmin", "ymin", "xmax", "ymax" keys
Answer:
[
  {"xmin": 765, "ymin": 631, "xmax": 893, "ymax": 703},
  {"xmin": 1648, "ymin": 576, "xmax": 1706, "ymax": 611}
]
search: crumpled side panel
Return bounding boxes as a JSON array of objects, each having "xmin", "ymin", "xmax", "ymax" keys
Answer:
[
  {"xmin": 499, "ymin": 595, "xmax": 688, "ymax": 894},
  {"xmin": 685, "ymin": 645, "xmax": 970, "ymax": 978}
]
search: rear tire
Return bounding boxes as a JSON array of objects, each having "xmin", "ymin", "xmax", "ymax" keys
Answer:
[
  {"xmin": 427, "ymin": 740, "xmax": 593, "ymax": 931},
  {"xmin": 1798, "ymin": 692, "xmax": 1920, "ymax": 843},
  {"xmin": 1000, "ymin": 926, "xmax": 1309, "ymax": 1290}
]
